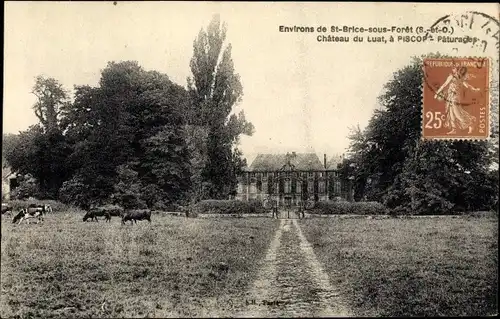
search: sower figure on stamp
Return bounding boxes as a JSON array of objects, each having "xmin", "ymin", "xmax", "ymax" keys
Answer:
[{"xmin": 434, "ymin": 66, "xmax": 480, "ymax": 135}]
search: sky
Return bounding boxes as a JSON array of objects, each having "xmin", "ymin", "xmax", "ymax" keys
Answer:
[{"xmin": 3, "ymin": 2, "xmax": 499, "ymax": 164}]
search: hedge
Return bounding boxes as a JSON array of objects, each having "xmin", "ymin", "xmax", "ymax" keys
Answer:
[
  {"xmin": 191, "ymin": 199, "xmax": 266, "ymax": 215},
  {"xmin": 308, "ymin": 200, "xmax": 388, "ymax": 215}
]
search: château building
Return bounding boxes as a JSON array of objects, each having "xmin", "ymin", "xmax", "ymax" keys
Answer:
[{"xmin": 236, "ymin": 152, "xmax": 350, "ymax": 207}]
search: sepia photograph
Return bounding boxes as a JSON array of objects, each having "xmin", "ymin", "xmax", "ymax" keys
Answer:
[{"xmin": 2, "ymin": 1, "xmax": 498, "ymax": 317}]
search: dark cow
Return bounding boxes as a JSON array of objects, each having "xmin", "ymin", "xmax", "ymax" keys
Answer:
[
  {"xmin": 121, "ymin": 209, "xmax": 152, "ymax": 225},
  {"xmin": 100, "ymin": 205, "xmax": 124, "ymax": 217},
  {"xmin": 12, "ymin": 208, "xmax": 44, "ymax": 224},
  {"xmin": 2, "ymin": 203, "xmax": 13, "ymax": 215},
  {"xmin": 83, "ymin": 208, "xmax": 111, "ymax": 222}
]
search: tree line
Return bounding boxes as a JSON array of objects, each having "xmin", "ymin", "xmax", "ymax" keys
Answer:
[
  {"xmin": 340, "ymin": 54, "xmax": 499, "ymax": 214},
  {"xmin": 3, "ymin": 15, "xmax": 254, "ymax": 210},
  {"xmin": 4, "ymin": 20, "xmax": 498, "ymax": 215}
]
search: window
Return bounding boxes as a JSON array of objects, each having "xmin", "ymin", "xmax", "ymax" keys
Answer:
[
  {"xmin": 336, "ymin": 181, "xmax": 342, "ymax": 194},
  {"xmin": 284, "ymin": 179, "xmax": 291, "ymax": 193},
  {"xmin": 308, "ymin": 181, "xmax": 314, "ymax": 193},
  {"xmin": 256, "ymin": 180, "xmax": 262, "ymax": 193},
  {"xmin": 9, "ymin": 178, "xmax": 19, "ymax": 190},
  {"xmin": 319, "ymin": 181, "xmax": 325, "ymax": 193},
  {"xmin": 250, "ymin": 183, "xmax": 257, "ymax": 193},
  {"xmin": 302, "ymin": 180, "xmax": 309, "ymax": 199},
  {"xmin": 308, "ymin": 171, "xmax": 314, "ymax": 177},
  {"xmin": 267, "ymin": 175, "xmax": 274, "ymax": 194}
]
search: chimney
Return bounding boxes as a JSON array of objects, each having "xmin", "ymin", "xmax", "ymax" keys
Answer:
[{"xmin": 324, "ymin": 154, "xmax": 327, "ymax": 169}]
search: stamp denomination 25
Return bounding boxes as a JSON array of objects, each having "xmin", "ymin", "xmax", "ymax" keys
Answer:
[{"xmin": 422, "ymin": 57, "xmax": 490, "ymax": 140}]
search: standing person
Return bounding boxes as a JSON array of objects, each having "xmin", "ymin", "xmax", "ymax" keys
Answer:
[
  {"xmin": 434, "ymin": 66, "xmax": 480, "ymax": 135},
  {"xmin": 297, "ymin": 205, "xmax": 305, "ymax": 219}
]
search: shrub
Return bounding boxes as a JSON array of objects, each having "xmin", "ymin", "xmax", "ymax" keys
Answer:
[
  {"xmin": 247, "ymin": 199, "xmax": 266, "ymax": 214},
  {"xmin": 10, "ymin": 176, "xmax": 40, "ymax": 200},
  {"xmin": 354, "ymin": 201, "xmax": 388, "ymax": 215},
  {"xmin": 309, "ymin": 200, "xmax": 387, "ymax": 215},
  {"xmin": 59, "ymin": 174, "xmax": 112, "ymax": 209},
  {"xmin": 191, "ymin": 199, "xmax": 265, "ymax": 215},
  {"xmin": 139, "ymin": 184, "xmax": 172, "ymax": 210}
]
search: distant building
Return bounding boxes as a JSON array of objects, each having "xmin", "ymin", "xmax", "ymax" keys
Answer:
[
  {"xmin": 2, "ymin": 162, "xmax": 18, "ymax": 201},
  {"xmin": 236, "ymin": 152, "xmax": 350, "ymax": 207}
]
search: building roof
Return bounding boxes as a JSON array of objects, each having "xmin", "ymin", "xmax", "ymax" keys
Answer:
[
  {"xmin": 325, "ymin": 155, "xmax": 343, "ymax": 170},
  {"xmin": 247, "ymin": 153, "xmax": 326, "ymax": 171}
]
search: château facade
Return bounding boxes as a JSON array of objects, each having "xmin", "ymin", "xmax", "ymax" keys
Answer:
[{"xmin": 236, "ymin": 152, "xmax": 350, "ymax": 207}]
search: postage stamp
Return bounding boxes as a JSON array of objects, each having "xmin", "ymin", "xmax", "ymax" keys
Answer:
[{"xmin": 422, "ymin": 57, "xmax": 490, "ymax": 140}]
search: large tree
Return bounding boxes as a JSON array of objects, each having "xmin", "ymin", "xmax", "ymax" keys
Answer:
[
  {"xmin": 348, "ymin": 54, "xmax": 497, "ymax": 214},
  {"xmin": 187, "ymin": 14, "xmax": 254, "ymax": 200},
  {"xmin": 60, "ymin": 61, "xmax": 191, "ymax": 208},
  {"xmin": 32, "ymin": 75, "xmax": 69, "ymax": 134},
  {"xmin": 4, "ymin": 77, "xmax": 72, "ymax": 198}
]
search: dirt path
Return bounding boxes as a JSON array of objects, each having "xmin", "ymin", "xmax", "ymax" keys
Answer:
[{"xmin": 237, "ymin": 218, "xmax": 352, "ymax": 318}]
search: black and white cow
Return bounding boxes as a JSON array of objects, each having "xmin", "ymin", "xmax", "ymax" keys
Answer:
[
  {"xmin": 12, "ymin": 207, "xmax": 45, "ymax": 224},
  {"xmin": 28, "ymin": 203, "xmax": 52, "ymax": 214}
]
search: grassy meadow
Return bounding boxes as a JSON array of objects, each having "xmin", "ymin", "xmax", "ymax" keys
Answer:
[
  {"xmin": 300, "ymin": 215, "xmax": 498, "ymax": 317},
  {"xmin": 1, "ymin": 206, "xmax": 498, "ymax": 318},
  {"xmin": 1, "ymin": 211, "xmax": 279, "ymax": 318}
]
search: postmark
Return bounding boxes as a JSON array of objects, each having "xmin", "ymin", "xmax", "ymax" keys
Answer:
[
  {"xmin": 422, "ymin": 57, "xmax": 490, "ymax": 140},
  {"xmin": 426, "ymin": 11, "xmax": 500, "ymax": 54}
]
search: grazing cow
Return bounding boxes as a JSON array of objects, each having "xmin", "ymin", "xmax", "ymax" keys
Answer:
[
  {"xmin": 121, "ymin": 209, "xmax": 152, "ymax": 225},
  {"xmin": 25, "ymin": 205, "xmax": 47, "ymax": 217},
  {"xmin": 100, "ymin": 205, "xmax": 124, "ymax": 217},
  {"xmin": 2, "ymin": 203, "xmax": 13, "ymax": 215},
  {"xmin": 12, "ymin": 208, "xmax": 44, "ymax": 224},
  {"xmin": 83, "ymin": 208, "xmax": 111, "ymax": 222}
]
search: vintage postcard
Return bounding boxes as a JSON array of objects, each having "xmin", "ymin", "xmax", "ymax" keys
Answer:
[{"xmin": 2, "ymin": 2, "xmax": 499, "ymax": 318}]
